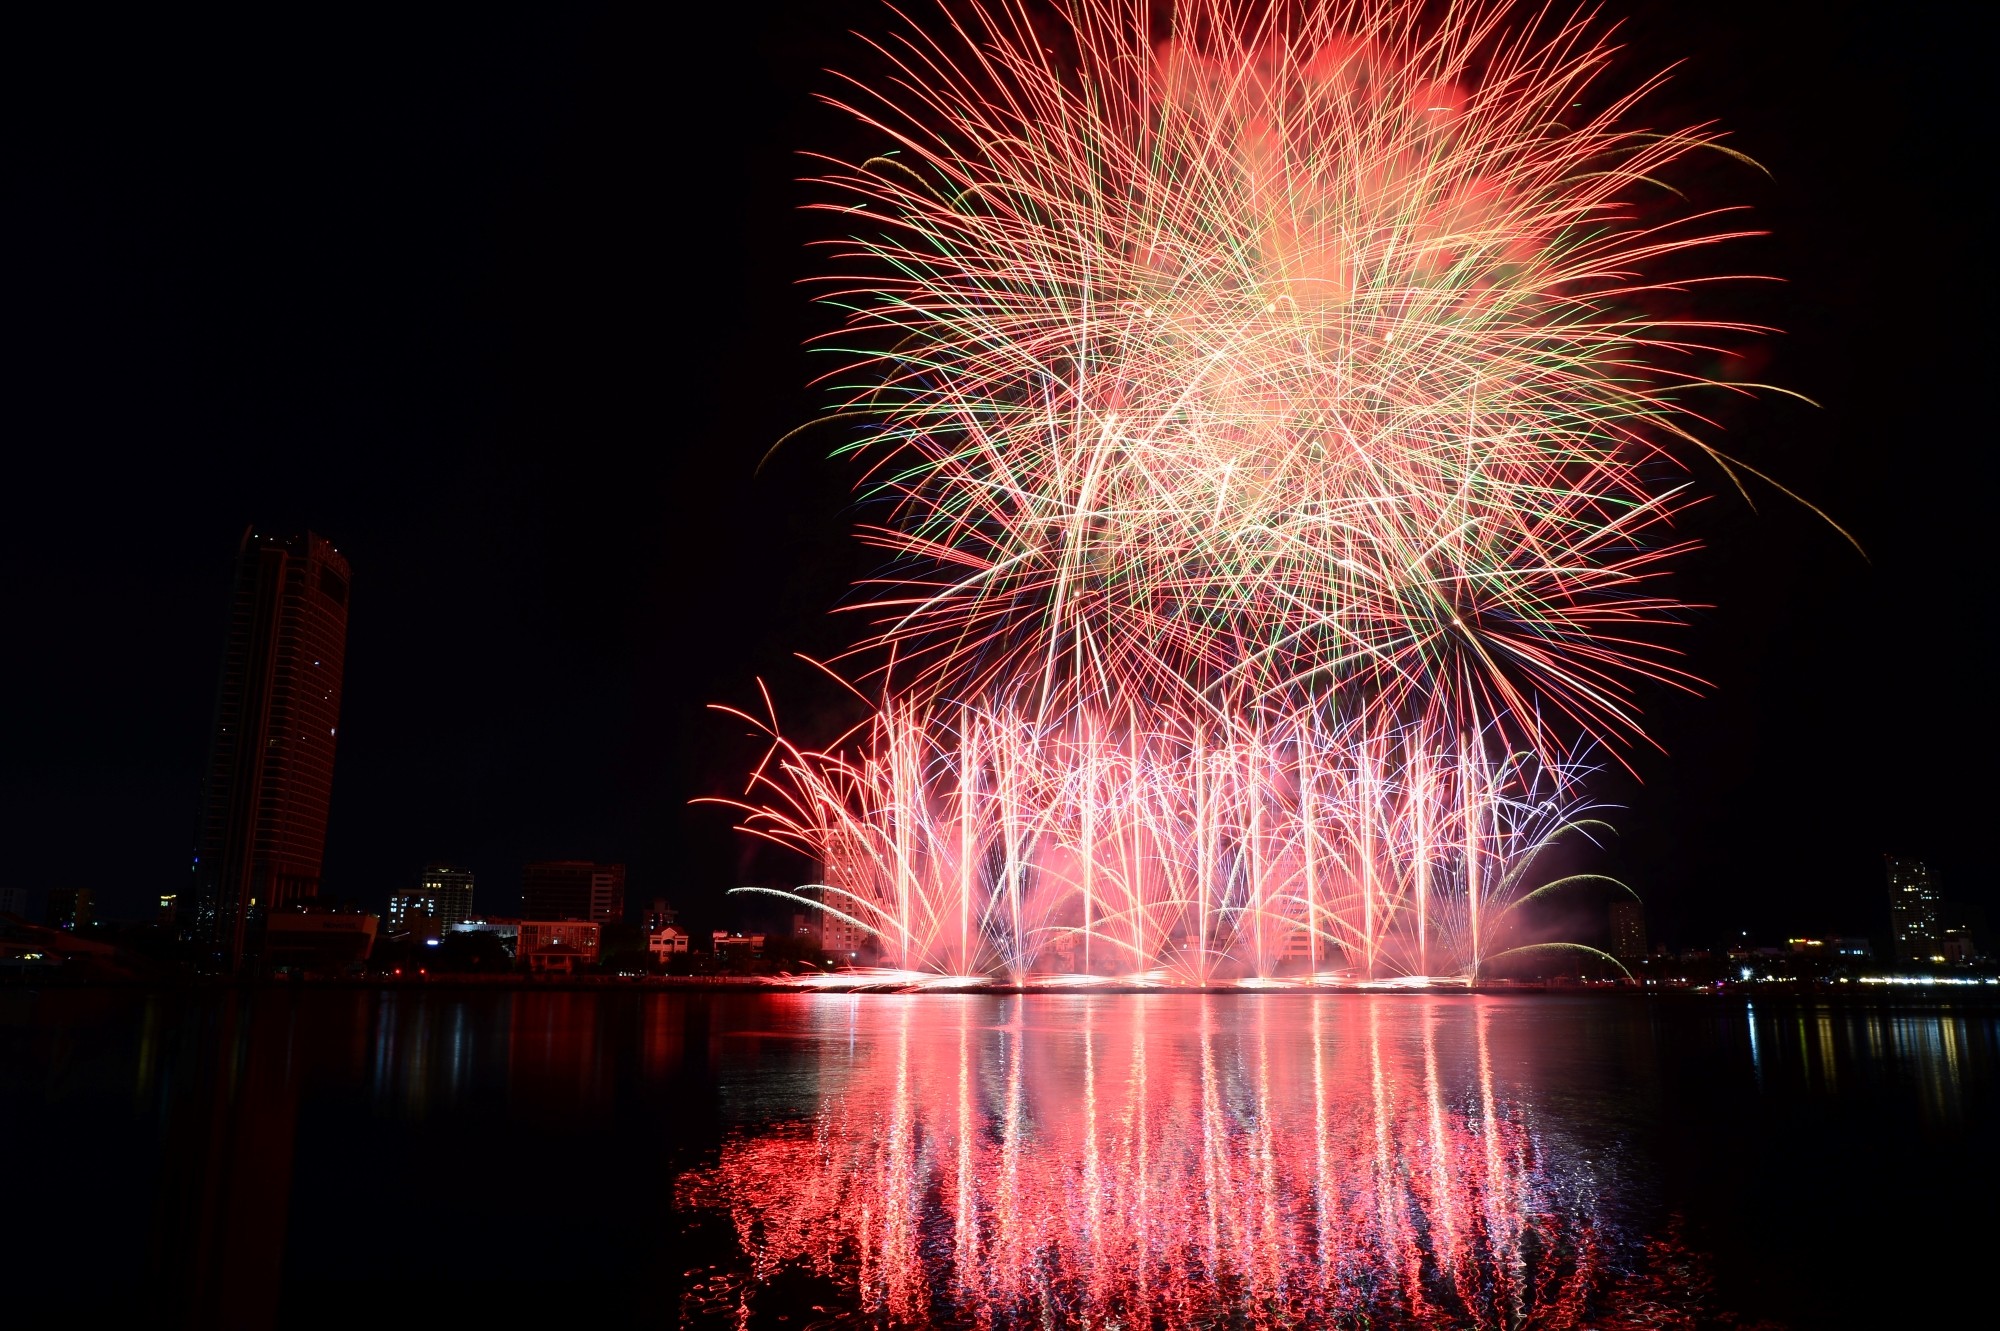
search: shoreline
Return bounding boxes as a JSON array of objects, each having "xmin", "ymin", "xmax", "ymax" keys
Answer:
[{"xmin": 5, "ymin": 974, "xmax": 1997, "ymax": 1000}]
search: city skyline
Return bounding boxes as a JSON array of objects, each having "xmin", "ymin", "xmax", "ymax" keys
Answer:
[
  {"xmin": 5, "ymin": 1, "xmax": 1985, "ymax": 948},
  {"xmin": 0, "ymin": 490, "xmax": 1978, "ymax": 952}
]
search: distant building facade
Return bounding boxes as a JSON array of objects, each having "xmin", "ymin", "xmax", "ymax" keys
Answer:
[
  {"xmin": 522, "ymin": 861, "xmax": 625, "ymax": 924},
  {"xmin": 386, "ymin": 889, "xmax": 436, "ymax": 934},
  {"xmin": 419, "ymin": 864, "xmax": 475, "ymax": 929},
  {"xmin": 0, "ymin": 887, "xmax": 31, "ymax": 918},
  {"xmin": 192, "ymin": 528, "xmax": 351, "ymax": 970},
  {"xmin": 819, "ymin": 909, "xmax": 871, "ymax": 960},
  {"xmin": 450, "ymin": 917, "xmax": 520, "ymax": 943},
  {"xmin": 648, "ymin": 926, "xmax": 690, "ymax": 960},
  {"xmin": 385, "ymin": 866, "xmax": 474, "ymax": 938},
  {"xmin": 813, "ymin": 851, "xmax": 875, "ymax": 961},
  {"xmin": 643, "ymin": 898, "xmax": 678, "ymax": 934},
  {"xmin": 264, "ymin": 908, "xmax": 377, "ymax": 971},
  {"xmin": 1886, "ymin": 857, "xmax": 1942, "ymax": 964},
  {"xmin": 46, "ymin": 888, "xmax": 95, "ymax": 932},
  {"xmin": 518, "ymin": 920, "xmax": 601, "ymax": 974},
  {"xmin": 1609, "ymin": 900, "xmax": 1648, "ymax": 959}
]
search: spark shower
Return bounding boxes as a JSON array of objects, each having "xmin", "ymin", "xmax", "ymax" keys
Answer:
[{"xmin": 718, "ymin": 0, "xmax": 1795, "ymax": 984}]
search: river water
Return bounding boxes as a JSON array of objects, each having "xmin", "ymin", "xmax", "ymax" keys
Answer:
[{"xmin": 4, "ymin": 987, "xmax": 1994, "ymax": 1327}]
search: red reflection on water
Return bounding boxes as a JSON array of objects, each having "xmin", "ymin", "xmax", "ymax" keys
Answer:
[
  {"xmin": 679, "ymin": 998, "xmax": 1703, "ymax": 1328},
  {"xmin": 505, "ymin": 991, "xmax": 609, "ymax": 1118}
]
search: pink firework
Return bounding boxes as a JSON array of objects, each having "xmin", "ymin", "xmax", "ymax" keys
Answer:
[
  {"xmin": 812, "ymin": 0, "xmax": 1776, "ymax": 741},
  {"xmin": 720, "ymin": 0, "xmax": 1786, "ymax": 981}
]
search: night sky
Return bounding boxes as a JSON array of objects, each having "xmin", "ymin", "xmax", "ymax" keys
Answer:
[{"xmin": 7, "ymin": 1, "xmax": 1985, "ymax": 946}]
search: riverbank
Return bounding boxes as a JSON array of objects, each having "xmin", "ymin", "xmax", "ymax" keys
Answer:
[{"xmin": 6, "ymin": 970, "xmax": 1999, "ymax": 998}]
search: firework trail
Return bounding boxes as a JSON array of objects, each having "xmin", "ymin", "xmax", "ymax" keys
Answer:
[{"xmin": 720, "ymin": 0, "xmax": 1785, "ymax": 980}]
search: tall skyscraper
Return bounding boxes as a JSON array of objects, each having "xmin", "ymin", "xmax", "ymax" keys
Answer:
[
  {"xmin": 522, "ymin": 861, "xmax": 625, "ymax": 923},
  {"xmin": 419, "ymin": 864, "xmax": 475, "ymax": 929},
  {"xmin": 1886, "ymin": 856, "xmax": 1942, "ymax": 964},
  {"xmin": 192, "ymin": 528, "xmax": 350, "ymax": 970}
]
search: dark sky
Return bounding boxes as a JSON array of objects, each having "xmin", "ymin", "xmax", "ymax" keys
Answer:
[{"xmin": 6, "ymin": 1, "xmax": 1985, "ymax": 944}]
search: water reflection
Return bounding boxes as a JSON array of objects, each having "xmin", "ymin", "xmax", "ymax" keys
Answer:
[
  {"xmin": 1733, "ymin": 1002, "xmax": 1980, "ymax": 1124},
  {"xmin": 361, "ymin": 990, "xmax": 616, "ymax": 1119},
  {"xmin": 8, "ymin": 987, "xmax": 1995, "ymax": 1326},
  {"xmin": 147, "ymin": 992, "xmax": 307, "ymax": 1328},
  {"xmin": 682, "ymin": 996, "xmax": 1688, "ymax": 1328}
]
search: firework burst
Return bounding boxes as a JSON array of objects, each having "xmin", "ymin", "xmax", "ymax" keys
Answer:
[
  {"xmin": 720, "ymin": 0, "xmax": 1783, "ymax": 981},
  {"xmin": 815, "ymin": 0, "xmax": 1774, "ymax": 740}
]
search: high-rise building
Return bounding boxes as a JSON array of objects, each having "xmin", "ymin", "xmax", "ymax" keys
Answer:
[
  {"xmin": 522, "ymin": 861, "xmax": 625, "ymax": 924},
  {"xmin": 0, "ymin": 887, "xmax": 30, "ymax": 918},
  {"xmin": 814, "ymin": 850, "xmax": 876, "ymax": 961},
  {"xmin": 1886, "ymin": 856, "xmax": 1942, "ymax": 964},
  {"xmin": 642, "ymin": 898, "xmax": 678, "ymax": 933},
  {"xmin": 826, "ymin": 916, "xmax": 872, "ymax": 959},
  {"xmin": 419, "ymin": 864, "xmax": 475, "ymax": 929},
  {"xmin": 192, "ymin": 528, "xmax": 350, "ymax": 970},
  {"xmin": 46, "ymin": 887, "xmax": 95, "ymax": 931},
  {"xmin": 1609, "ymin": 900, "xmax": 1648, "ymax": 959}
]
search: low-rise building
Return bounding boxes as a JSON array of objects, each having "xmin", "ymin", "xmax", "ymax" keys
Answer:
[
  {"xmin": 265, "ymin": 908, "xmax": 378, "ymax": 971},
  {"xmin": 518, "ymin": 920, "xmax": 602, "ymax": 974},
  {"xmin": 450, "ymin": 916, "xmax": 520, "ymax": 942},
  {"xmin": 648, "ymin": 926, "xmax": 691, "ymax": 959}
]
